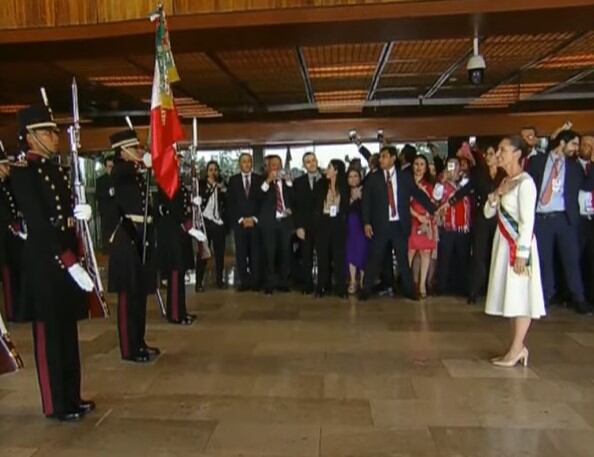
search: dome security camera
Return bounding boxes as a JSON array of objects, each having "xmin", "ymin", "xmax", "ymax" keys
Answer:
[{"xmin": 467, "ymin": 36, "xmax": 486, "ymax": 85}]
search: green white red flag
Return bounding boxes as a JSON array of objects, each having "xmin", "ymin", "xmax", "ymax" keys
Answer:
[{"xmin": 149, "ymin": 5, "xmax": 183, "ymax": 199}]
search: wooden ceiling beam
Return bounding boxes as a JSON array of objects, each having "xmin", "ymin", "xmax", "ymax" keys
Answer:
[
  {"xmin": 296, "ymin": 47, "xmax": 315, "ymax": 105},
  {"xmin": 366, "ymin": 41, "xmax": 394, "ymax": 101},
  {"xmin": 541, "ymin": 66, "xmax": 594, "ymax": 95}
]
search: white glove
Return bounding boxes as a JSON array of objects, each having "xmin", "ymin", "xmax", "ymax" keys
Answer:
[
  {"xmin": 17, "ymin": 231, "xmax": 27, "ymax": 240},
  {"xmin": 108, "ymin": 187, "xmax": 115, "ymax": 197},
  {"xmin": 68, "ymin": 263, "xmax": 94, "ymax": 292},
  {"xmin": 192, "ymin": 196, "xmax": 202, "ymax": 206},
  {"xmin": 142, "ymin": 153, "xmax": 152, "ymax": 169},
  {"xmin": 73, "ymin": 204, "xmax": 92, "ymax": 221},
  {"xmin": 189, "ymin": 228, "xmax": 207, "ymax": 242},
  {"xmin": 459, "ymin": 177, "xmax": 469, "ymax": 187}
]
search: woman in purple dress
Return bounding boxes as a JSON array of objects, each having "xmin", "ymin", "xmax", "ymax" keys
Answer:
[{"xmin": 345, "ymin": 168, "xmax": 369, "ymax": 295}]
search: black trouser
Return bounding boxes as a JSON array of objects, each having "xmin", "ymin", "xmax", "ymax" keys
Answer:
[
  {"xmin": 437, "ymin": 229, "xmax": 471, "ymax": 296},
  {"xmin": 166, "ymin": 269, "xmax": 187, "ymax": 322},
  {"xmin": 363, "ymin": 222, "xmax": 414, "ymax": 298},
  {"xmin": 117, "ymin": 290, "xmax": 147, "ymax": 359},
  {"xmin": 468, "ymin": 215, "xmax": 497, "ymax": 299},
  {"xmin": 196, "ymin": 219, "xmax": 226, "ymax": 289},
  {"xmin": 32, "ymin": 317, "xmax": 81, "ymax": 416},
  {"xmin": 233, "ymin": 224, "xmax": 260, "ymax": 288},
  {"xmin": 297, "ymin": 230, "xmax": 315, "ymax": 292},
  {"xmin": 579, "ymin": 216, "xmax": 594, "ymax": 304},
  {"xmin": 260, "ymin": 218, "xmax": 292, "ymax": 290},
  {"xmin": 315, "ymin": 217, "xmax": 346, "ymax": 294}
]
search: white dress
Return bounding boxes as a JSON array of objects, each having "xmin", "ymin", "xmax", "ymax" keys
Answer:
[{"xmin": 484, "ymin": 172, "xmax": 546, "ymax": 319}]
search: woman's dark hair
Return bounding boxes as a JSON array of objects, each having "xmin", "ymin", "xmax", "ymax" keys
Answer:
[
  {"xmin": 506, "ymin": 135, "xmax": 531, "ymax": 159},
  {"xmin": 327, "ymin": 159, "xmax": 348, "ymax": 199},
  {"xmin": 347, "ymin": 167, "xmax": 362, "ymax": 188},
  {"xmin": 412, "ymin": 154, "xmax": 434, "ymax": 184},
  {"xmin": 547, "ymin": 129, "xmax": 580, "ymax": 153},
  {"xmin": 205, "ymin": 160, "xmax": 221, "ymax": 180}
]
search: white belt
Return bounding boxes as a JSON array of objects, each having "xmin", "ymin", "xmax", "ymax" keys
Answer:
[{"xmin": 126, "ymin": 214, "xmax": 153, "ymax": 224}]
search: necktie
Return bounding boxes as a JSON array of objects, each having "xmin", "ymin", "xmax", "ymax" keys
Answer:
[
  {"xmin": 244, "ymin": 174, "xmax": 250, "ymax": 197},
  {"xmin": 385, "ymin": 170, "xmax": 397, "ymax": 218},
  {"xmin": 276, "ymin": 181, "xmax": 285, "ymax": 214},
  {"xmin": 540, "ymin": 158, "xmax": 561, "ymax": 205}
]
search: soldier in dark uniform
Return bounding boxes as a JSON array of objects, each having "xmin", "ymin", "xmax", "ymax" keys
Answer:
[
  {"xmin": 95, "ymin": 154, "xmax": 118, "ymax": 253},
  {"xmin": 155, "ymin": 177, "xmax": 199, "ymax": 325},
  {"xmin": 107, "ymin": 129, "xmax": 160, "ymax": 363},
  {"xmin": 10, "ymin": 105, "xmax": 96, "ymax": 421},
  {"xmin": 0, "ymin": 144, "xmax": 26, "ymax": 322}
]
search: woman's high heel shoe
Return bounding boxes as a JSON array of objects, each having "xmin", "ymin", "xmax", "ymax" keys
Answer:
[{"xmin": 491, "ymin": 347, "xmax": 529, "ymax": 368}]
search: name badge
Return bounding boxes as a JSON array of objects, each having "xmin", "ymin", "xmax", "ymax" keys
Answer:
[
  {"xmin": 552, "ymin": 178, "xmax": 562, "ymax": 193},
  {"xmin": 330, "ymin": 205, "xmax": 338, "ymax": 218}
]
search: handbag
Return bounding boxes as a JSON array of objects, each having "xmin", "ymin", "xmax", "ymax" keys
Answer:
[{"xmin": 0, "ymin": 313, "xmax": 24, "ymax": 376}]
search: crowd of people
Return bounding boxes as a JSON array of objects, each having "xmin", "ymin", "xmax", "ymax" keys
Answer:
[
  {"xmin": 1, "ymin": 100, "xmax": 593, "ymax": 421},
  {"xmin": 93, "ymin": 124, "xmax": 594, "ymax": 315}
]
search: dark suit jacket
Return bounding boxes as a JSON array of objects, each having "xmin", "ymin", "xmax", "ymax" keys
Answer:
[
  {"xmin": 362, "ymin": 167, "xmax": 435, "ymax": 237},
  {"xmin": 227, "ymin": 172, "xmax": 263, "ymax": 228},
  {"xmin": 293, "ymin": 173, "xmax": 319, "ymax": 231},
  {"xmin": 258, "ymin": 178, "xmax": 294, "ymax": 228},
  {"xmin": 527, "ymin": 153, "xmax": 594, "ymax": 226},
  {"xmin": 312, "ymin": 178, "xmax": 349, "ymax": 229}
]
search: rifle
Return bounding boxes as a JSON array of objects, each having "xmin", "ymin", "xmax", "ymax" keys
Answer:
[{"xmin": 67, "ymin": 78, "xmax": 109, "ymax": 318}]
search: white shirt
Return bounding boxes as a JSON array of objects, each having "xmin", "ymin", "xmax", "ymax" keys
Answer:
[{"xmin": 385, "ymin": 166, "xmax": 399, "ymax": 222}]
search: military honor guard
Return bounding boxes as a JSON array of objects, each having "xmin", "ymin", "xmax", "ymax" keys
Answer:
[
  {"xmin": 155, "ymin": 176, "xmax": 199, "ymax": 325},
  {"xmin": 10, "ymin": 104, "xmax": 96, "ymax": 421},
  {"xmin": 107, "ymin": 128, "xmax": 160, "ymax": 362},
  {"xmin": 0, "ymin": 143, "xmax": 26, "ymax": 322}
]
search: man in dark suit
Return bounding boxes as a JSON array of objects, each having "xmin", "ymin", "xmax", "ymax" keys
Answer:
[
  {"xmin": 527, "ymin": 130, "xmax": 594, "ymax": 314},
  {"xmin": 258, "ymin": 155, "xmax": 294, "ymax": 294},
  {"xmin": 95, "ymin": 155, "xmax": 118, "ymax": 252},
  {"xmin": 227, "ymin": 153, "xmax": 263, "ymax": 291},
  {"xmin": 292, "ymin": 152, "xmax": 321, "ymax": 294},
  {"xmin": 360, "ymin": 145, "xmax": 435, "ymax": 300}
]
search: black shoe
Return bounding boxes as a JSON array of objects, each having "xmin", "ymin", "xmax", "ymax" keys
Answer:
[
  {"xmin": 142, "ymin": 345, "xmax": 161, "ymax": 356},
  {"xmin": 406, "ymin": 293, "xmax": 420, "ymax": 301},
  {"xmin": 195, "ymin": 286, "xmax": 205, "ymax": 293},
  {"xmin": 302, "ymin": 286, "xmax": 314, "ymax": 295},
  {"xmin": 277, "ymin": 286, "xmax": 290, "ymax": 293},
  {"xmin": 264, "ymin": 288, "xmax": 273, "ymax": 295},
  {"xmin": 237, "ymin": 285, "xmax": 250, "ymax": 292},
  {"xmin": 78, "ymin": 400, "xmax": 96, "ymax": 415},
  {"xmin": 358, "ymin": 290, "xmax": 370, "ymax": 301},
  {"xmin": 378, "ymin": 288, "xmax": 394, "ymax": 297},
  {"xmin": 575, "ymin": 301, "xmax": 593, "ymax": 315},
  {"xmin": 216, "ymin": 282, "xmax": 227, "ymax": 290},
  {"xmin": 314, "ymin": 289, "xmax": 325, "ymax": 298},
  {"xmin": 54, "ymin": 411, "xmax": 83, "ymax": 422},
  {"xmin": 467, "ymin": 296, "xmax": 477, "ymax": 305},
  {"xmin": 124, "ymin": 353, "xmax": 151, "ymax": 363}
]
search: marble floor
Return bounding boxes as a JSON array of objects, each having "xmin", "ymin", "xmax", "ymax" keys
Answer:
[{"xmin": 1, "ymin": 289, "xmax": 594, "ymax": 457}]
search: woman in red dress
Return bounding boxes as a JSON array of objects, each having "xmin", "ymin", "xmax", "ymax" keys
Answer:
[{"xmin": 408, "ymin": 154, "xmax": 437, "ymax": 298}]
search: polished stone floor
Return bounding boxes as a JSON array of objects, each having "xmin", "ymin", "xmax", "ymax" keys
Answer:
[{"xmin": 1, "ymin": 289, "xmax": 594, "ymax": 457}]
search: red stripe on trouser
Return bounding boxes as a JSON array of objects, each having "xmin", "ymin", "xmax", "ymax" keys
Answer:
[
  {"xmin": 2, "ymin": 266, "xmax": 13, "ymax": 320},
  {"xmin": 118, "ymin": 292, "xmax": 130, "ymax": 358},
  {"xmin": 171, "ymin": 271, "xmax": 179, "ymax": 322},
  {"xmin": 34, "ymin": 322, "xmax": 54, "ymax": 416}
]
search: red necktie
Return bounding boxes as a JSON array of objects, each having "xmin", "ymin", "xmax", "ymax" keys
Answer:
[
  {"xmin": 540, "ymin": 158, "xmax": 560, "ymax": 205},
  {"xmin": 385, "ymin": 170, "xmax": 397, "ymax": 218},
  {"xmin": 275, "ymin": 181, "xmax": 285, "ymax": 213}
]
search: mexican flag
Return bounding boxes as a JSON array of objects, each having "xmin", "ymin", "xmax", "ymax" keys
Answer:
[{"xmin": 149, "ymin": 6, "xmax": 183, "ymax": 199}]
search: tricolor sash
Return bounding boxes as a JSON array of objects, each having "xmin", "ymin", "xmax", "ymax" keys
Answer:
[{"xmin": 497, "ymin": 204, "xmax": 531, "ymax": 266}]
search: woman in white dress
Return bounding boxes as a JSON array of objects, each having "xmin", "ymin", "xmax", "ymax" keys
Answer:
[{"xmin": 484, "ymin": 135, "xmax": 546, "ymax": 367}]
